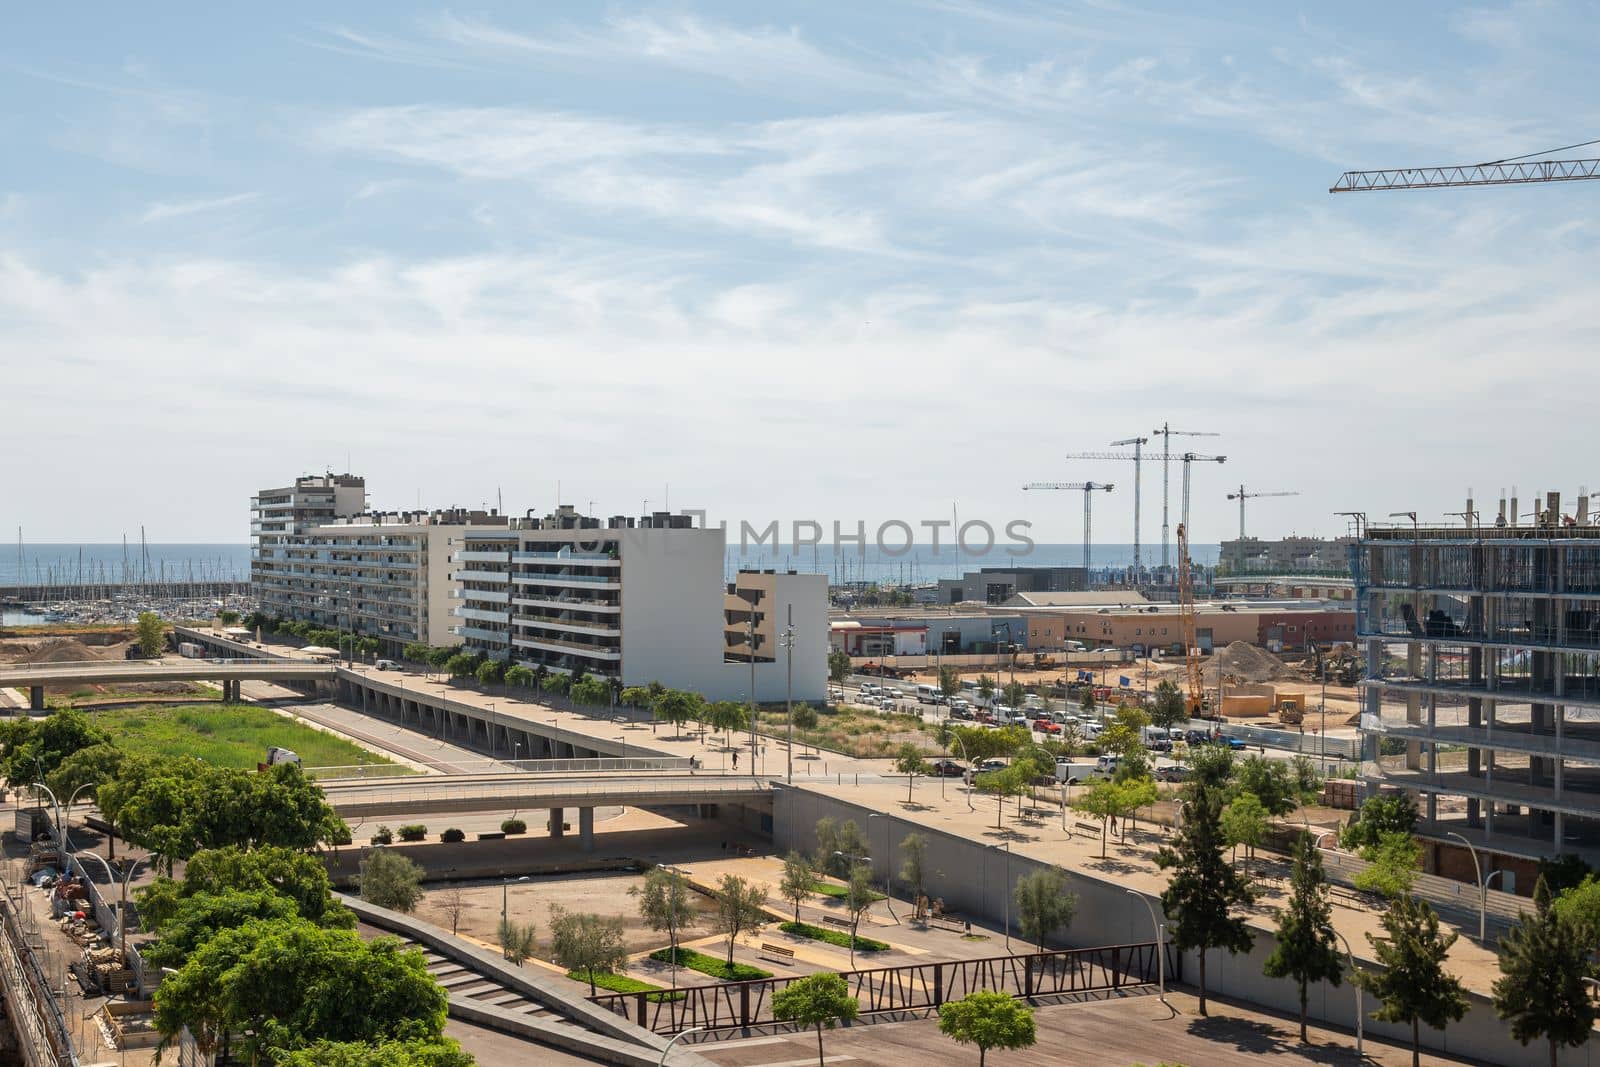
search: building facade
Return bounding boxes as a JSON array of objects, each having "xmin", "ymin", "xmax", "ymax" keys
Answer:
[
  {"xmin": 251, "ymin": 473, "xmax": 367, "ymax": 582},
  {"xmin": 452, "ymin": 509, "xmax": 828, "ymax": 702},
  {"xmin": 1357, "ymin": 500, "xmax": 1600, "ymax": 874},
  {"xmin": 935, "ymin": 566, "xmax": 1088, "ymax": 605},
  {"xmin": 1016, "ymin": 601, "xmax": 1354, "ymax": 654},
  {"xmin": 1218, "ymin": 535, "xmax": 1357, "ymax": 577}
]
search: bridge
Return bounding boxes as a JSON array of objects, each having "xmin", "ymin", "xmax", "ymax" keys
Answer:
[
  {"xmin": 319, "ymin": 772, "xmax": 773, "ymax": 850},
  {"xmin": 0, "ymin": 659, "xmax": 336, "ymax": 709}
]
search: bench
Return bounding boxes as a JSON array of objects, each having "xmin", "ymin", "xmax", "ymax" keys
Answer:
[
  {"xmin": 1073, "ymin": 821, "xmax": 1103, "ymax": 837},
  {"xmin": 1330, "ymin": 885, "xmax": 1376, "ymax": 910},
  {"xmin": 928, "ymin": 915, "xmax": 967, "ymax": 933},
  {"xmin": 759, "ymin": 943, "xmax": 796, "ymax": 964},
  {"xmin": 821, "ymin": 915, "xmax": 854, "ymax": 930}
]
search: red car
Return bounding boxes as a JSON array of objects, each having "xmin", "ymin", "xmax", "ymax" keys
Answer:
[{"xmin": 1032, "ymin": 719, "xmax": 1062, "ymax": 734}]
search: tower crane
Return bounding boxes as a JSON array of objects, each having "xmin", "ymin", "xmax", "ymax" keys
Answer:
[
  {"xmin": 1022, "ymin": 481, "xmax": 1114, "ymax": 573},
  {"xmin": 1178, "ymin": 453, "xmax": 1227, "ymax": 538},
  {"xmin": 1152, "ymin": 424, "xmax": 1220, "ymax": 572},
  {"xmin": 1225, "ymin": 485, "xmax": 1300, "ymax": 573},
  {"xmin": 1063, "ymin": 446, "xmax": 1147, "ymax": 579},
  {"xmin": 1176, "ymin": 522, "xmax": 1205, "ymax": 717},
  {"xmin": 1331, "ymin": 140, "xmax": 1600, "ymax": 192}
]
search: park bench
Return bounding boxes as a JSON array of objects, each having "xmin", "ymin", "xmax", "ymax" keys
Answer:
[
  {"xmin": 821, "ymin": 915, "xmax": 854, "ymax": 930},
  {"xmin": 1073, "ymin": 821, "xmax": 1103, "ymax": 837},
  {"xmin": 1330, "ymin": 885, "xmax": 1376, "ymax": 910},
  {"xmin": 928, "ymin": 915, "xmax": 967, "ymax": 933},
  {"xmin": 760, "ymin": 943, "xmax": 796, "ymax": 964}
]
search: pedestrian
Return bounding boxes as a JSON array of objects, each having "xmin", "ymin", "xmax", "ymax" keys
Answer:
[{"xmin": 733, "ymin": 750, "xmax": 739, "ymax": 769}]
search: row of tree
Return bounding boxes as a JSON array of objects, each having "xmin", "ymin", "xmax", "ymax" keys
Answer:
[{"xmin": 242, "ymin": 613, "xmax": 381, "ymax": 659}]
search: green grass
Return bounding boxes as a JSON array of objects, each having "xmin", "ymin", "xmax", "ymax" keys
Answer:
[
  {"xmin": 95, "ymin": 703, "xmax": 406, "ymax": 773},
  {"xmin": 809, "ymin": 880, "xmax": 885, "ymax": 902},
  {"xmin": 647, "ymin": 947, "xmax": 772, "ymax": 982},
  {"xmin": 565, "ymin": 970, "xmax": 685, "ymax": 1001},
  {"xmin": 778, "ymin": 921, "xmax": 888, "ymax": 953}
]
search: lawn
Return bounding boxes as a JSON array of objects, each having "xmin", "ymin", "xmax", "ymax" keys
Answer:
[
  {"xmin": 756, "ymin": 705, "xmax": 940, "ymax": 759},
  {"xmin": 778, "ymin": 921, "xmax": 889, "ymax": 953},
  {"xmin": 647, "ymin": 947, "xmax": 772, "ymax": 982},
  {"xmin": 809, "ymin": 880, "xmax": 885, "ymax": 903},
  {"xmin": 566, "ymin": 970, "xmax": 684, "ymax": 1001},
  {"xmin": 94, "ymin": 704, "xmax": 404, "ymax": 773}
]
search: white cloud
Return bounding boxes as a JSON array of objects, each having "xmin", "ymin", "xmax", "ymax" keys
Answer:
[{"xmin": 138, "ymin": 192, "xmax": 260, "ymax": 224}]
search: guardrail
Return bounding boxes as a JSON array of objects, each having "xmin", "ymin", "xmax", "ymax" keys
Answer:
[
  {"xmin": 593, "ymin": 941, "xmax": 1174, "ymax": 1034},
  {"xmin": 1318, "ymin": 848, "xmax": 1529, "ymax": 927},
  {"xmin": 313, "ymin": 756, "xmax": 693, "ymax": 781},
  {"xmin": 0, "ymin": 870, "xmax": 77, "ymax": 1067},
  {"xmin": 320, "ymin": 775, "xmax": 770, "ymax": 812}
]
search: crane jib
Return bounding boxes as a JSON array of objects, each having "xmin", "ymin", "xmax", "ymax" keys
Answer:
[{"xmin": 1330, "ymin": 157, "xmax": 1600, "ymax": 192}]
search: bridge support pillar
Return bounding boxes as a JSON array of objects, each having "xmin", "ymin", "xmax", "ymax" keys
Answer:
[
  {"xmin": 548, "ymin": 807, "xmax": 564, "ymax": 838},
  {"xmin": 29, "ymin": 686, "xmax": 43, "ymax": 712},
  {"xmin": 578, "ymin": 807, "xmax": 594, "ymax": 852}
]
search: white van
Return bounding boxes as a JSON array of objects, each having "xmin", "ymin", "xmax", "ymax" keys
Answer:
[{"xmin": 915, "ymin": 684, "xmax": 939, "ymax": 704}]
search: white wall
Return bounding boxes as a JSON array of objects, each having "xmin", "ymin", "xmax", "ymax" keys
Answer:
[{"xmin": 619, "ymin": 528, "xmax": 827, "ymax": 702}]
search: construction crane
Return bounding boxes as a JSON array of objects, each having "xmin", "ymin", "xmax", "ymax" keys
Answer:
[
  {"xmin": 1064, "ymin": 447, "xmax": 1146, "ymax": 579},
  {"xmin": 1152, "ymin": 424, "xmax": 1220, "ymax": 572},
  {"xmin": 1225, "ymin": 485, "xmax": 1300, "ymax": 573},
  {"xmin": 1022, "ymin": 481, "xmax": 1114, "ymax": 572},
  {"xmin": 1184, "ymin": 457, "xmax": 1228, "ymax": 547},
  {"xmin": 1176, "ymin": 522, "xmax": 1205, "ymax": 717}
]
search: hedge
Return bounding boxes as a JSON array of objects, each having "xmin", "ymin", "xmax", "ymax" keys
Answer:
[
  {"xmin": 778, "ymin": 921, "xmax": 889, "ymax": 953},
  {"xmin": 397, "ymin": 824, "xmax": 427, "ymax": 842},
  {"xmin": 809, "ymin": 880, "xmax": 885, "ymax": 902},
  {"xmin": 647, "ymin": 947, "xmax": 771, "ymax": 982},
  {"xmin": 565, "ymin": 970, "xmax": 685, "ymax": 1001}
]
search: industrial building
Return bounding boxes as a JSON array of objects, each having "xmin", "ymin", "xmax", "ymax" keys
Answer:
[
  {"xmin": 1013, "ymin": 599, "xmax": 1353, "ymax": 655},
  {"xmin": 1217, "ymin": 535, "xmax": 1356, "ymax": 577},
  {"xmin": 453, "ymin": 508, "xmax": 828, "ymax": 702},
  {"xmin": 935, "ymin": 565, "xmax": 1087, "ymax": 605},
  {"xmin": 1357, "ymin": 491, "xmax": 1600, "ymax": 882}
]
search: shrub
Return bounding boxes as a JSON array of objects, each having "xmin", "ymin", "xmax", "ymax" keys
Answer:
[
  {"xmin": 370, "ymin": 825, "xmax": 393, "ymax": 846},
  {"xmin": 440, "ymin": 828, "xmax": 465, "ymax": 843},
  {"xmin": 647, "ymin": 946, "xmax": 771, "ymax": 982},
  {"xmin": 779, "ymin": 921, "xmax": 889, "ymax": 952},
  {"xmin": 501, "ymin": 818, "xmax": 527, "ymax": 835},
  {"xmin": 397, "ymin": 824, "xmax": 427, "ymax": 842},
  {"xmin": 565, "ymin": 970, "xmax": 685, "ymax": 1002}
]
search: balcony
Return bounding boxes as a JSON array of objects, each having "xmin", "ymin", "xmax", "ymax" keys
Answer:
[
  {"xmin": 453, "ymin": 550, "xmax": 511, "ymax": 564},
  {"xmin": 510, "ymin": 573, "xmax": 620, "ymax": 590},
  {"xmin": 513, "ymin": 550, "xmax": 619, "ymax": 565},
  {"xmin": 452, "ymin": 587, "xmax": 510, "ymax": 604},
  {"xmin": 452, "ymin": 607, "xmax": 511, "ymax": 624},
  {"xmin": 513, "ymin": 594, "xmax": 620, "ymax": 614},
  {"xmin": 511, "ymin": 635, "xmax": 621, "ymax": 660},
  {"xmin": 453, "ymin": 625, "xmax": 510, "ymax": 644},
  {"xmin": 454, "ymin": 570, "xmax": 510, "ymax": 583},
  {"xmin": 513, "ymin": 614, "xmax": 620, "ymax": 638}
]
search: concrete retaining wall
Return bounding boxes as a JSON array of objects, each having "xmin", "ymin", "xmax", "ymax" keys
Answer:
[{"xmin": 773, "ymin": 784, "xmax": 1597, "ymax": 1067}]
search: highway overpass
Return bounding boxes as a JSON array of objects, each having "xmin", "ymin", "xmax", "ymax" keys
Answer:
[{"xmin": 0, "ymin": 658, "xmax": 337, "ymax": 709}]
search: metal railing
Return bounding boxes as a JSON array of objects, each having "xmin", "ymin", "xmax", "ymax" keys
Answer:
[
  {"xmin": 0, "ymin": 870, "xmax": 77, "ymax": 1067},
  {"xmin": 313, "ymin": 756, "xmax": 692, "ymax": 781},
  {"xmin": 593, "ymin": 941, "xmax": 1174, "ymax": 1034},
  {"xmin": 1319, "ymin": 848, "xmax": 1529, "ymax": 927}
]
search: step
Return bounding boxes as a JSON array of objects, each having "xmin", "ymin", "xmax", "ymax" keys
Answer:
[{"xmin": 437, "ymin": 971, "xmax": 491, "ymax": 990}]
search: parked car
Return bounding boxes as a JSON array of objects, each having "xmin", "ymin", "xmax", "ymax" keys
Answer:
[
  {"xmin": 950, "ymin": 706, "xmax": 975, "ymax": 721},
  {"xmin": 1155, "ymin": 764, "xmax": 1191, "ymax": 783},
  {"xmin": 1183, "ymin": 729, "xmax": 1212, "ymax": 746},
  {"xmin": 1033, "ymin": 719, "xmax": 1062, "ymax": 735},
  {"xmin": 929, "ymin": 759, "xmax": 967, "ymax": 778},
  {"xmin": 375, "ymin": 659, "xmax": 400, "ymax": 671},
  {"xmin": 1222, "ymin": 735, "xmax": 1247, "ymax": 750}
]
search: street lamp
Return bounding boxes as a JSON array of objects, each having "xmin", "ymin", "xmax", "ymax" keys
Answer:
[
  {"xmin": 946, "ymin": 733, "xmax": 976, "ymax": 812},
  {"xmin": 1125, "ymin": 889, "xmax": 1166, "ymax": 1005},
  {"xmin": 867, "ymin": 813, "xmax": 897, "ymax": 923},
  {"xmin": 1334, "ymin": 929, "xmax": 1363, "ymax": 1059},
  {"xmin": 831, "ymin": 850, "xmax": 872, "ymax": 968},
  {"xmin": 1444, "ymin": 831, "xmax": 1488, "ymax": 941},
  {"xmin": 657, "ymin": 1025, "xmax": 708, "ymax": 1066},
  {"xmin": 31, "ymin": 782, "xmax": 66, "ymax": 858},
  {"xmin": 781, "ymin": 609, "xmax": 796, "ymax": 785}
]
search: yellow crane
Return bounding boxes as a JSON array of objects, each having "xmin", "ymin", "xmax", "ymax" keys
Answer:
[{"xmin": 1176, "ymin": 522, "xmax": 1205, "ymax": 717}]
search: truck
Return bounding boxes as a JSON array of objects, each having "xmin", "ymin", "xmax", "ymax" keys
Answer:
[{"xmin": 1054, "ymin": 759, "xmax": 1098, "ymax": 785}]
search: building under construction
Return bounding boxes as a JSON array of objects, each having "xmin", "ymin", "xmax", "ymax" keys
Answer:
[{"xmin": 1356, "ymin": 490, "xmax": 1600, "ymax": 887}]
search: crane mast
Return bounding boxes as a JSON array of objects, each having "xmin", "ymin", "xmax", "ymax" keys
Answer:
[{"xmin": 1177, "ymin": 522, "xmax": 1204, "ymax": 718}]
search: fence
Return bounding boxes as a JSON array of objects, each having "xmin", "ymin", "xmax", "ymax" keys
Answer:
[
  {"xmin": 591, "ymin": 941, "xmax": 1175, "ymax": 1034},
  {"xmin": 0, "ymin": 869, "xmax": 77, "ymax": 1067},
  {"xmin": 1318, "ymin": 848, "xmax": 1529, "ymax": 931}
]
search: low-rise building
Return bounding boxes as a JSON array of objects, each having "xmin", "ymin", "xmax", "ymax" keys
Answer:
[
  {"xmin": 1013, "ymin": 599, "xmax": 1355, "ymax": 654},
  {"xmin": 935, "ymin": 565, "xmax": 1087, "ymax": 605}
]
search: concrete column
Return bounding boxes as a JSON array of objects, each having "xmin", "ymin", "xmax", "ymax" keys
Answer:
[
  {"xmin": 549, "ymin": 807, "xmax": 565, "ymax": 838},
  {"xmin": 29, "ymin": 685, "xmax": 42, "ymax": 711},
  {"xmin": 579, "ymin": 807, "xmax": 595, "ymax": 852}
]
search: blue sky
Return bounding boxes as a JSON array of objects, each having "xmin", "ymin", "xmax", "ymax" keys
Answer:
[{"xmin": 2, "ymin": 2, "xmax": 1596, "ymax": 544}]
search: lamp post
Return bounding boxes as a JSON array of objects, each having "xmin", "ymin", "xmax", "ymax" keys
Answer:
[
  {"xmin": 1334, "ymin": 929, "xmax": 1363, "ymax": 1059},
  {"xmin": 947, "ymin": 733, "xmax": 976, "ymax": 811},
  {"xmin": 657, "ymin": 1025, "xmax": 708, "ymax": 1066},
  {"xmin": 1444, "ymin": 831, "xmax": 1488, "ymax": 941},
  {"xmin": 781, "ymin": 608, "xmax": 796, "ymax": 785},
  {"xmin": 867, "ymin": 813, "xmax": 897, "ymax": 923},
  {"xmin": 832, "ymin": 849, "xmax": 872, "ymax": 968},
  {"xmin": 31, "ymin": 782, "xmax": 66, "ymax": 858},
  {"xmin": 1125, "ymin": 889, "xmax": 1166, "ymax": 1005}
]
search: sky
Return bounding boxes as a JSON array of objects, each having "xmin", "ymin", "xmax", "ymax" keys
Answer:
[{"xmin": 2, "ymin": 1, "xmax": 1597, "ymax": 546}]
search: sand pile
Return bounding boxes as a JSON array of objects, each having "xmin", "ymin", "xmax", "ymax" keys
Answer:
[
  {"xmin": 20, "ymin": 638, "xmax": 109, "ymax": 664},
  {"xmin": 1205, "ymin": 641, "xmax": 1299, "ymax": 684}
]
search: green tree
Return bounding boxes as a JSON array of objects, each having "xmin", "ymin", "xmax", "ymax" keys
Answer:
[
  {"xmin": 976, "ymin": 765, "xmax": 1029, "ymax": 829},
  {"xmin": 474, "ymin": 659, "xmax": 505, "ymax": 688},
  {"xmin": 0, "ymin": 707, "xmax": 113, "ymax": 784},
  {"xmin": 357, "ymin": 637, "xmax": 380, "ymax": 661},
  {"xmin": 1288, "ymin": 755, "xmax": 1324, "ymax": 803},
  {"xmin": 1552, "ymin": 874, "xmax": 1600, "ymax": 945},
  {"xmin": 46, "ymin": 741, "xmax": 125, "ymax": 810},
  {"xmin": 504, "ymin": 664, "xmax": 534, "ymax": 689},
  {"xmin": 1263, "ymin": 836, "xmax": 1343, "ymax": 1042},
  {"xmin": 1150, "ymin": 680, "xmax": 1187, "ymax": 730},
  {"xmin": 1340, "ymin": 793, "xmax": 1419, "ymax": 851},
  {"xmin": 547, "ymin": 905, "xmax": 628, "ymax": 994},
  {"xmin": 631, "ymin": 867, "xmax": 695, "ymax": 987},
  {"xmin": 772, "ymin": 972, "xmax": 858, "ymax": 1067},
  {"xmin": 937, "ymin": 665, "xmax": 960, "ymax": 701},
  {"xmin": 1014, "ymin": 867, "xmax": 1077, "ymax": 950},
  {"xmin": 653, "ymin": 689, "xmax": 700, "ymax": 734},
  {"xmin": 1220, "ymin": 792, "xmax": 1269, "ymax": 875},
  {"xmin": 276, "ymin": 1038, "xmax": 475, "ymax": 1067},
  {"xmin": 155, "ymin": 918, "xmax": 447, "ymax": 1063},
  {"xmin": 792, "ymin": 703, "xmax": 819, "ymax": 731},
  {"xmin": 814, "ymin": 817, "xmax": 869, "ymax": 879},
  {"xmin": 1355, "ymin": 895, "xmax": 1468, "ymax": 1067},
  {"xmin": 141, "ymin": 889, "xmax": 298, "ymax": 970},
  {"xmin": 1233, "ymin": 755, "xmax": 1297, "ymax": 818},
  {"xmin": 1187, "ymin": 744, "xmax": 1235, "ymax": 791},
  {"xmin": 497, "ymin": 918, "xmax": 538, "ymax": 965},
  {"xmin": 1080, "ymin": 685, "xmax": 1098, "ymax": 723},
  {"xmin": 136, "ymin": 611, "xmax": 165, "ymax": 657},
  {"xmin": 780, "ymin": 850, "xmax": 815, "ymax": 925},
  {"xmin": 1155, "ymin": 779, "xmax": 1256, "ymax": 1015},
  {"xmin": 843, "ymin": 863, "xmax": 877, "ymax": 967},
  {"xmin": 139, "ymin": 845, "xmax": 351, "ymax": 931},
  {"xmin": 358, "ymin": 849, "xmax": 424, "ymax": 913},
  {"xmin": 572, "ymin": 676, "xmax": 611, "ymax": 707},
  {"xmin": 402, "ymin": 642, "xmax": 431, "ymax": 664},
  {"xmin": 1492, "ymin": 878, "xmax": 1596, "ymax": 1067},
  {"xmin": 937, "ymin": 990, "xmax": 1036, "ymax": 1067},
  {"xmin": 1070, "ymin": 779, "xmax": 1125, "ymax": 858},
  {"xmin": 1001, "ymin": 681, "xmax": 1027, "ymax": 710},
  {"xmin": 543, "ymin": 671, "xmax": 571, "ymax": 697},
  {"xmin": 619, "ymin": 685, "xmax": 650, "ymax": 708},
  {"xmin": 712, "ymin": 874, "xmax": 768, "ymax": 966},
  {"xmin": 827, "ymin": 649, "xmax": 852, "ymax": 686},
  {"xmin": 977, "ymin": 675, "xmax": 996, "ymax": 703},
  {"xmin": 1352, "ymin": 831, "xmax": 1421, "ymax": 900},
  {"xmin": 424, "ymin": 646, "xmax": 454, "ymax": 673},
  {"xmin": 894, "ymin": 742, "xmax": 926, "ymax": 802},
  {"xmin": 444, "ymin": 653, "xmax": 477, "ymax": 680},
  {"xmin": 900, "ymin": 833, "xmax": 929, "ymax": 912},
  {"xmin": 217, "ymin": 609, "xmax": 240, "ymax": 626}
]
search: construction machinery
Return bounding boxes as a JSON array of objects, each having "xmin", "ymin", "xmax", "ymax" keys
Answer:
[
  {"xmin": 1178, "ymin": 452, "xmax": 1227, "ymax": 535},
  {"xmin": 1330, "ymin": 139, "xmax": 1600, "ymax": 192},
  {"xmin": 1022, "ymin": 481, "xmax": 1114, "ymax": 570},
  {"xmin": 1152, "ymin": 424, "xmax": 1220, "ymax": 571},
  {"xmin": 1176, "ymin": 522, "xmax": 1206, "ymax": 717},
  {"xmin": 1061, "ymin": 439, "xmax": 1151, "ymax": 579},
  {"xmin": 1225, "ymin": 485, "xmax": 1300, "ymax": 572}
]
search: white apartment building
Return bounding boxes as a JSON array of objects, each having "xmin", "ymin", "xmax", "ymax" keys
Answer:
[{"xmin": 453, "ymin": 508, "xmax": 827, "ymax": 702}]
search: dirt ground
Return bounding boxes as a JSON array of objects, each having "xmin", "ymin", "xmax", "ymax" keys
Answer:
[{"xmin": 412, "ymin": 869, "xmax": 721, "ymax": 958}]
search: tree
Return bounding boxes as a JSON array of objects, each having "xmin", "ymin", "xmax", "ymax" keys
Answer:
[
  {"xmin": 504, "ymin": 664, "xmax": 534, "ymax": 690},
  {"xmin": 937, "ymin": 990, "xmax": 1036, "ymax": 1067},
  {"xmin": 1220, "ymin": 793, "xmax": 1269, "ymax": 875},
  {"xmin": 276, "ymin": 1038, "xmax": 475, "ymax": 1067},
  {"xmin": 632, "ymin": 867, "xmax": 695, "ymax": 987},
  {"xmin": 424, "ymin": 646, "xmax": 454, "ymax": 673},
  {"xmin": 1001, "ymin": 681, "xmax": 1027, "ymax": 710},
  {"xmin": 894, "ymin": 743, "xmax": 925, "ymax": 803},
  {"xmin": 779, "ymin": 851, "xmax": 815, "ymax": 925},
  {"xmin": 792, "ymin": 704, "xmax": 819, "ymax": 731},
  {"xmin": 357, "ymin": 637, "xmax": 380, "ymax": 661},
  {"xmin": 976, "ymin": 765, "xmax": 1028, "ymax": 829},
  {"xmin": 900, "ymin": 833, "xmax": 929, "ymax": 914},
  {"xmin": 1352, "ymin": 831, "xmax": 1421, "ymax": 900},
  {"xmin": 977, "ymin": 675, "xmax": 996, "ymax": 704},
  {"xmin": 1155, "ymin": 780, "xmax": 1256, "ymax": 1015},
  {"xmin": 619, "ymin": 685, "xmax": 650, "ymax": 708},
  {"xmin": 572, "ymin": 676, "xmax": 610, "ymax": 707},
  {"xmin": 437, "ymin": 888, "xmax": 468, "ymax": 936},
  {"xmin": 217, "ymin": 609, "xmax": 240, "ymax": 625},
  {"xmin": 1288, "ymin": 755, "xmax": 1323, "ymax": 803},
  {"xmin": 0, "ymin": 707, "xmax": 113, "ymax": 783},
  {"xmin": 1340, "ymin": 793, "xmax": 1419, "ymax": 851},
  {"xmin": 814, "ymin": 817, "xmax": 869, "ymax": 879},
  {"xmin": 1150, "ymin": 680, "xmax": 1187, "ymax": 730},
  {"xmin": 1493, "ymin": 878, "xmax": 1596, "ymax": 1067},
  {"xmin": 402, "ymin": 642, "xmax": 431, "ymax": 664},
  {"xmin": 1552, "ymin": 874, "xmax": 1600, "ymax": 945},
  {"xmin": 547, "ymin": 906, "xmax": 628, "ymax": 994},
  {"xmin": 474, "ymin": 660, "xmax": 505, "ymax": 688},
  {"xmin": 141, "ymin": 889, "xmax": 299, "ymax": 970},
  {"xmin": 358, "ymin": 849, "xmax": 424, "ymax": 913},
  {"xmin": 827, "ymin": 649, "xmax": 852, "ymax": 687},
  {"xmin": 1355, "ymin": 895, "xmax": 1468, "ymax": 1067},
  {"xmin": 136, "ymin": 611, "xmax": 165, "ymax": 657},
  {"xmin": 937, "ymin": 665, "xmax": 961, "ymax": 701},
  {"xmin": 1071, "ymin": 779, "xmax": 1126, "ymax": 858},
  {"xmin": 445, "ymin": 653, "xmax": 478, "ymax": 681},
  {"xmin": 46, "ymin": 741, "xmax": 125, "ymax": 809},
  {"xmin": 1263, "ymin": 836, "xmax": 1343, "ymax": 1042},
  {"xmin": 1014, "ymin": 867, "xmax": 1077, "ymax": 950},
  {"xmin": 653, "ymin": 689, "xmax": 700, "ymax": 735},
  {"xmin": 713, "ymin": 874, "xmax": 768, "ymax": 966},
  {"xmin": 543, "ymin": 671, "xmax": 571, "ymax": 697},
  {"xmin": 843, "ymin": 863, "xmax": 876, "ymax": 967},
  {"xmin": 139, "ymin": 845, "xmax": 351, "ymax": 931},
  {"xmin": 1233, "ymin": 755, "xmax": 1297, "ymax": 818},
  {"xmin": 496, "ymin": 918, "xmax": 538, "ymax": 965},
  {"xmin": 155, "ymin": 918, "xmax": 447, "ymax": 1063},
  {"xmin": 772, "ymin": 972, "xmax": 858, "ymax": 1067},
  {"xmin": 1187, "ymin": 744, "xmax": 1235, "ymax": 791},
  {"xmin": 1080, "ymin": 686, "xmax": 1098, "ymax": 723}
]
